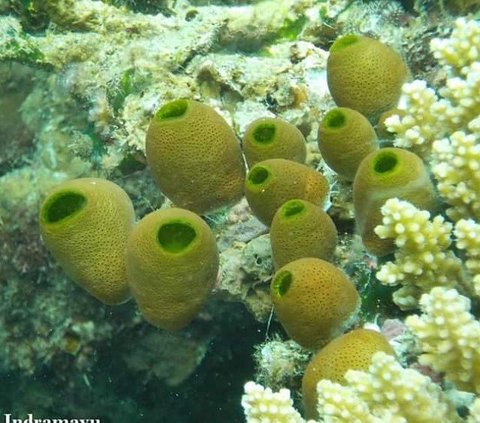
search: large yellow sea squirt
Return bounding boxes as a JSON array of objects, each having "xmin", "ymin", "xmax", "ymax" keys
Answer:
[
  {"xmin": 126, "ymin": 208, "xmax": 219, "ymax": 331},
  {"xmin": 353, "ymin": 147, "xmax": 438, "ymax": 256},
  {"xmin": 327, "ymin": 34, "xmax": 408, "ymax": 119},
  {"xmin": 146, "ymin": 99, "xmax": 245, "ymax": 215},
  {"xmin": 39, "ymin": 178, "xmax": 135, "ymax": 305},
  {"xmin": 271, "ymin": 257, "xmax": 360, "ymax": 350}
]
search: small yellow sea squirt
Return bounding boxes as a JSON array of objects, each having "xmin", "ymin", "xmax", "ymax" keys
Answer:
[
  {"xmin": 327, "ymin": 34, "xmax": 408, "ymax": 119},
  {"xmin": 242, "ymin": 117, "xmax": 307, "ymax": 167},
  {"xmin": 126, "ymin": 208, "xmax": 219, "ymax": 331},
  {"xmin": 270, "ymin": 199, "xmax": 337, "ymax": 269},
  {"xmin": 39, "ymin": 178, "xmax": 135, "ymax": 305},
  {"xmin": 271, "ymin": 257, "xmax": 360, "ymax": 350},
  {"xmin": 146, "ymin": 99, "xmax": 245, "ymax": 214},
  {"xmin": 245, "ymin": 159, "xmax": 329, "ymax": 226},
  {"xmin": 353, "ymin": 147, "xmax": 438, "ymax": 256},
  {"xmin": 318, "ymin": 107, "xmax": 378, "ymax": 180}
]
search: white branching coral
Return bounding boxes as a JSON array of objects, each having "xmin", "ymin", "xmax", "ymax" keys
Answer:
[
  {"xmin": 406, "ymin": 287, "xmax": 480, "ymax": 394},
  {"xmin": 432, "ymin": 119, "xmax": 480, "ymax": 221},
  {"xmin": 315, "ymin": 352, "xmax": 461, "ymax": 423},
  {"xmin": 433, "ymin": 63, "xmax": 480, "ymax": 131},
  {"xmin": 241, "ymin": 381, "xmax": 305, "ymax": 423},
  {"xmin": 386, "ymin": 18, "xmax": 480, "ymax": 151},
  {"xmin": 374, "ymin": 198, "xmax": 464, "ymax": 309},
  {"xmin": 385, "ymin": 18, "xmax": 480, "ymax": 220},
  {"xmin": 384, "ymin": 80, "xmax": 444, "ymax": 155},
  {"xmin": 430, "ymin": 47, "xmax": 480, "ymax": 222},
  {"xmin": 315, "ymin": 379, "xmax": 380, "ymax": 423},
  {"xmin": 243, "ymin": 350, "xmax": 478, "ymax": 422},
  {"xmin": 455, "ymin": 218, "xmax": 480, "ymax": 296},
  {"xmin": 430, "ymin": 18, "xmax": 480, "ymax": 75}
]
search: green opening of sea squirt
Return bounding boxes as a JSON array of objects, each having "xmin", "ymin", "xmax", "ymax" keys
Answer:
[
  {"xmin": 248, "ymin": 165, "xmax": 271, "ymax": 185},
  {"xmin": 323, "ymin": 109, "xmax": 346, "ymax": 129},
  {"xmin": 157, "ymin": 221, "xmax": 196, "ymax": 253},
  {"xmin": 273, "ymin": 270, "xmax": 293, "ymax": 297},
  {"xmin": 373, "ymin": 151, "xmax": 398, "ymax": 174},
  {"xmin": 155, "ymin": 99, "xmax": 188, "ymax": 120},
  {"xmin": 282, "ymin": 199, "xmax": 306, "ymax": 218},
  {"xmin": 253, "ymin": 123, "xmax": 276, "ymax": 144},
  {"xmin": 43, "ymin": 191, "xmax": 87, "ymax": 224},
  {"xmin": 330, "ymin": 34, "xmax": 359, "ymax": 53}
]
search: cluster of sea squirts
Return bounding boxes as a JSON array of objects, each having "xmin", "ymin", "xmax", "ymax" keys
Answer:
[{"xmin": 39, "ymin": 32, "xmax": 440, "ymax": 419}]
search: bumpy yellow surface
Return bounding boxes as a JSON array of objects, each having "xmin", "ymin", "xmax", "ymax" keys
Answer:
[
  {"xmin": 302, "ymin": 328, "xmax": 394, "ymax": 420},
  {"xmin": 146, "ymin": 99, "xmax": 245, "ymax": 214},
  {"xmin": 327, "ymin": 34, "xmax": 408, "ymax": 119},
  {"xmin": 245, "ymin": 159, "xmax": 329, "ymax": 226},
  {"xmin": 39, "ymin": 178, "xmax": 135, "ymax": 305},
  {"xmin": 242, "ymin": 117, "xmax": 306, "ymax": 167},
  {"xmin": 126, "ymin": 208, "xmax": 219, "ymax": 331},
  {"xmin": 271, "ymin": 258, "xmax": 359, "ymax": 351},
  {"xmin": 353, "ymin": 147, "xmax": 438, "ymax": 256},
  {"xmin": 270, "ymin": 199, "xmax": 337, "ymax": 269},
  {"xmin": 318, "ymin": 107, "xmax": 378, "ymax": 180}
]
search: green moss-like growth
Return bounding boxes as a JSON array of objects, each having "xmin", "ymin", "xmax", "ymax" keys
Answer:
[
  {"xmin": 359, "ymin": 270, "xmax": 399, "ymax": 321},
  {"xmin": 1, "ymin": 22, "xmax": 50, "ymax": 69},
  {"xmin": 157, "ymin": 221, "xmax": 196, "ymax": 253},
  {"xmin": 278, "ymin": 15, "xmax": 307, "ymax": 41},
  {"xmin": 253, "ymin": 123, "xmax": 276, "ymax": 144},
  {"xmin": 273, "ymin": 271, "xmax": 293, "ymax": 297},
  {"xmin": 155, "ymin": 99, "xmax": 189, "ymax": 120},
  {"xmin": 110, "ymin": 68, "xmax": 149, "ymax": 112},
  {"xmin": 43, "ymin": 191, "xmax": 87, "ymax": 223},
  {"xmin": 113, "ymin": 68, "xmax": 135, "ymax": 111},
  {"xmin": 10, "ymin": 0, "xmax": 50, "ymax": 31}
]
